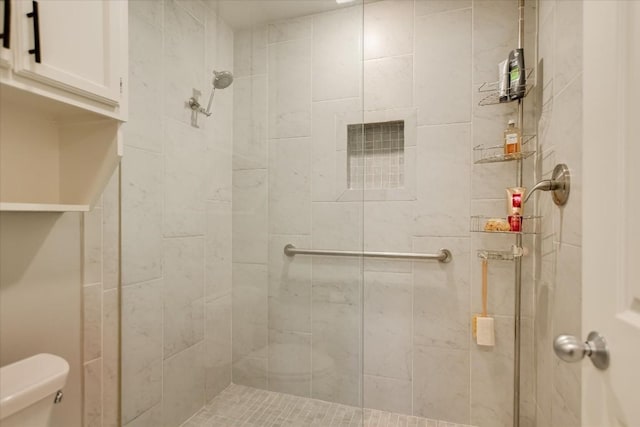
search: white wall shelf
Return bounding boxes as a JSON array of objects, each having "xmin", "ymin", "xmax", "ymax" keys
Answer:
[
  {"xmin": 0, "ymin": 203, "xmax": 90, "ymax": 212},
  {"xmin": 0, "ymin": 85, "xmax": 122, "ymax": 211}
]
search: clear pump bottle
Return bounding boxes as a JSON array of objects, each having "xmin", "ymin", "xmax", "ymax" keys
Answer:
[{"xmin": 503, "ymin": 120, "xmax": 522, "ymax": 155}]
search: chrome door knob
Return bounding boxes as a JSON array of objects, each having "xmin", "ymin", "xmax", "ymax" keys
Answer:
[{"xmin": 553, "ymin": 331, "xmax": 609, "ymax": 370}]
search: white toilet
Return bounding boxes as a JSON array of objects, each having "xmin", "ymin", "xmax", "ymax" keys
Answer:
[{"xmin": 0, "ymin": 353, "xmax": 69, "ymax": 427}]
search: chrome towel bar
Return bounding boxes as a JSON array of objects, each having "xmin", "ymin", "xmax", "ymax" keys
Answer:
[{"xmin": 283, "ymin": 244, "xmax": 452, "ymax": 263}]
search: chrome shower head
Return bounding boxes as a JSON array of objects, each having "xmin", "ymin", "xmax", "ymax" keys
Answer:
[{"xmin": 213, "ymin": 70, "xmax": 234, "ymax": 89}]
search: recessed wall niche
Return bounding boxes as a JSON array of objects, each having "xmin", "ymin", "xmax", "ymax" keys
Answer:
[
  {"xmin": 336, "ymin": 108, "xmax": 416, "ymax": 202},
  {"xmin": 347, "ymin": 120, "xmax": 405, "ymax": 190}
]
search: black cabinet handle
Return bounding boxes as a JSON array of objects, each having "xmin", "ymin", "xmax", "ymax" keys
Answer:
[
  {"xmin": 0, "ymin": 0, "xmax": 11, "ymax": 49},
  {"xmin": 26, "ymin": 0, "xmax": 40, "ymax": 63}
]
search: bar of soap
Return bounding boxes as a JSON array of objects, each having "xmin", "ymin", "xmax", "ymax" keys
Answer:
[{"xmin": 476, "ymin": 316, "xmax": 495, "ymax": 346}]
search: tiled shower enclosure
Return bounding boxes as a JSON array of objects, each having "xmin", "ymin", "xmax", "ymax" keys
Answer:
[{"xmin": 119, "ymin": 0, "xmax": 581, "ymax": 426}]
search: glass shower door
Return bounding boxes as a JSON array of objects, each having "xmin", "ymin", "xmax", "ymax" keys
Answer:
[{"xmin": 227, "ymin": 0, "xmax": 367, "ymax": 425}]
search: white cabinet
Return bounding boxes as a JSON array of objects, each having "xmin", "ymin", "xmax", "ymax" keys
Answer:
[
  {"xmin": 0, "ymin": 0, "xmax": 127, "ymax": 119},
  {"xmin": 0, "ymin": 0, "xmax": 127, "ymax": 211},
  {"xmin": 0, "ymin": 0, "xmax": 12, "ymax": 68}
]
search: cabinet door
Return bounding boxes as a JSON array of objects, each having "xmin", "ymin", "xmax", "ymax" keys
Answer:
[
  {"xmin": 0, "ymin": 0, "xmax": 12, "ymax": 68},
  {"xmin": 13, "ymin": 0, "xmax": 125, "ymax": 107}
]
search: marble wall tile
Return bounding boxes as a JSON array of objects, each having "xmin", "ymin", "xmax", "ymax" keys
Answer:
[
  {"xmin": 472, "ymin": 0, "xmax": 518, "ymax": 85},
  {"xmin": 123, "ymin": 404, "xmax": 163, "ymax": 427},
  {"xmin": 84, "ymin": 358, "xmax": 102, "ymax": 427},
  {"xmin": 233, "ymin": 75, "xmax": 268, "ymax": 170},
  {"xmin": 269, "ymin": 38, "xmax": 312, "ymax": 138},
  {"xmin": 311, "ymin": 98, "xmax": 362, "ymax": 202},
  {"xmin": 269, "ymin": 138, "xmax": 312, "ymax": 235},
  {"xmin": 176, "ymin": 0, "xmax": 206, "ymax": 24},
  {"xmin": 414, "ymin": 124, "xmax": 471, "ymax": 237},
  {"xmin": 205, "ymin": 202, "xmax": 232, "ymax": 299},
  {"xmin": 311, "ymin": 202, "xmax": 363, "ymax": 251},
  {"xmin": 83, "ymin": 207, "xmax": 102, "ymax": 285},
  {"xmin": 312, "ymin": 7, "xmax": 362, "ymax": 101},
  {"xmin": 102, "ymin": 170, "xmax": 119, "ymax": 291},
  {"xmin": 364, "ymin": 272, "xmax": 412, "ymax": 380},
  {"xmin": 550, "ymin": 385, "xmax": 580, "ymax": 427},
  {"xmin": 215, "ymin": 10, "xmax": 235, "ymax": 71},
  {"xmin": 554, "ymin": 0, "xmax": 582, "ymax": 95},
  {"xmin": 536, "ymin": 4, "xmax": 583, "ymax": 425},
  {"xmin": 121, "ymin": 147, "xmax": 163, "ymax": 286},
  {"xmin": 521, "ymin": 318, "xmax": 536, "ymax": 426},
  {"xmin": 102, "ymin": 289, "xmax": 119, "ymax": 427},
  {"xmin": 415, "ymin": 0, "xmax": 471, "ymax": 16},
  {"xmin": 129, "ymin": 0, "xmax": 163, "ymax": 29},
  {"xmin": 535, "ymin": 281, "xmax": 553, "ymax": 424},
  {"xmin": 364, "ymin": 55, "xmax": 414, "ymax": 111},
  {"xmin": 232, "ymin": 169, "xmax": 268, "ymax": 264},
  {"xmin": 538, "ymin": 6, "xmax": 555, "ymax": 90},
  {"xmin": 363, "ymin": 201, "xmax": 415, "ymax": 273},
  {"xmin": 83, "ymin": 284, "xmax": 102, "ymax": 362},
  {"xmin": 204, "ymin": 2, "xmax": 218, "ymax": 71},
  {"xmin": 163, "ymin": 343, "xmax": 205, "ymax": 427},
  {"xmin": 163, "ymin": 0, "xmax": 205, "ymax": 126},
  {"xmin": 415, "ymin": 8, "xmax": 471, "ymax": 125},
  {"xmin": 413, "ymin": 345, "xmax": 470, "ymax": 423},
  {"xmin": 121, "ymin": 280, "xmax": 163, "ymax": 424},
  {"xmin": 413, "ymin": 237, "xmax": 470, "ymax": 350},
  {"xmin": 268, "ymin": 235, "xmax": 312, "ymax": 333},
  {"xmin": 232, "ymin": 263, "xmax": 268, "ymax": 361},
  {"xmin": 268, "ymin": 17, "xmax": 312, "ymax": 44},
  {"xmin": 552, "ymin": 244, "xmax": 581, "ymax": 338},
  {"xmin": 163, "ymin": 237, "xmax": 205, "ymax": 358},
  {"xmin": 363, "ymin": 375, "xmax": 412, "ymax": 415},
  {"xmin": 164, "ymin": 119, "xmax": 206, "ymax": 237},
  {"xmin": 205, "ymin": 294, "xmax": 232, "ymax": 401},
  {"xmin": 232, "ymin": 357, "xmax": 268, "ymax": 389},
  {"xmin": 126, "ymin": 3, "xmax": 164, "ymax": 153},
  {"xmin": 470, "ymin": 315, "xmax": 514, "ymax": 427},
  {"xmin": 234, "ymin": 26, "xmax": 267, "ymax": 78},
  {"xmin": 268, "ymin": 329, "xmax": 312, "ymax": 397},
  {"xmin": 312, "ymin": 257, "xmax": 362, "ymax": 406},
  {"xmin": 121, "ymin": 0, "xmax": 235, "ymax": 423},
  {"xmin": 364, "ymin": 0, "xmax": 413, "ymax": 60},
  {"xmin": 550, "ymin": 76, "xmax": 582, "ymax": 248},
  {"xmin": 205, "ymin": 110, "xmax": 233, "ymax": 202}
]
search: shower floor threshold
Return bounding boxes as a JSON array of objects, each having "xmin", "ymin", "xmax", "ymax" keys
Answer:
[{"xmin": 182, "ymin": 383, "xmax": 477, "ymax": 427}]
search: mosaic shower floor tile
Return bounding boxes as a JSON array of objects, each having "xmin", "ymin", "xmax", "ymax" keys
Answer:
[{"xmin": 182, "ymin": 384, "xmax": 477, "ymax": 427}]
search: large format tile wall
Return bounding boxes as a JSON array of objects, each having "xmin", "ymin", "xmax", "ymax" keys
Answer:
[
  {"xmin": 231, "ymin": 1, "xmax": 536, "ymax": 426},
  {"xmin": 534, "ymin": 0, "xmax": 583, "ymax": 426},
  {"xmin": 121, "ymin": 1, "xmax": 234, "ymax": 426},
  {"xmin": 82, "ymin": 169, "xmax": 120, "ymax": 427}
]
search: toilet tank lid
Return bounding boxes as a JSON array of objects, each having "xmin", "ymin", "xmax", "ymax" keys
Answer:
[{"xmin": 0, "ymin": 353, "xmax": 69, "ymax": 420}]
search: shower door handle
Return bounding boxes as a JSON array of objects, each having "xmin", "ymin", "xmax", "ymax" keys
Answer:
[{"xmin": 553, "ymin": 331, "xmax": 609, "ymax": 370}]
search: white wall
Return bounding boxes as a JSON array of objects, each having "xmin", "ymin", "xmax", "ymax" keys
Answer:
[
  {"xmin": 0, "ymin": 125, "xmax": 120, "ymax": 427},
  {"xmin": 120, "ymin": 1, "xmax": 234, "ymax": 426},
  {"xmin": 0, "ymin": 212, "xmax": 82, "ymax": 427},
  {"xmin": 534, "ymin": 0, "xmax": 583, "ymax": 425},
  {"xmin": 231, "ymin": 1, "xmax": 537, "ymax": 426}
]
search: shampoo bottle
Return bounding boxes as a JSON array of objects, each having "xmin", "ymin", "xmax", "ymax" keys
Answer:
[{"xmin": 508, "ymin": 48, "xmax": 526, "ymax": 100}]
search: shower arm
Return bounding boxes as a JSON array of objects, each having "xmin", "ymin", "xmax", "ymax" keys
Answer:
[{"xmin": 203, "ymin": 87, "xmax": 216, "ymax": 117}]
